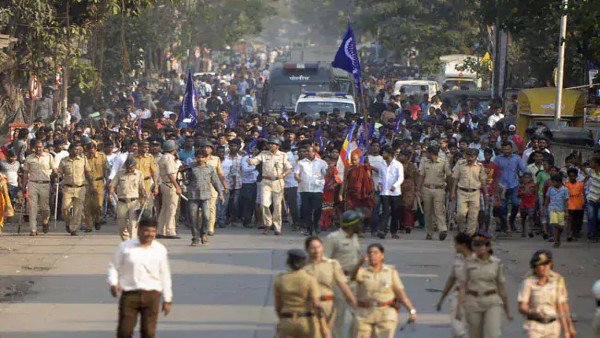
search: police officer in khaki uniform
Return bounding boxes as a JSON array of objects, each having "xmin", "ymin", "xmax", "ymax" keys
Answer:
[
  {"xmin": 58, "ymin": 142, "xmax": 90, "ymax": 235},
  {"xmin": 247, "ymin": 138, "xmax": 291, "ymax": 235},
  {"xmin": 458, "ymin": 232, "xmax": 513, "ymax": 338},
  {"xmin": 201, "ymin": 141, "xmax": 227, "ymax": 236},
  {"xmin": 323, "ymin": 210, "xmax": 363, "ymax": 338},
  {"xmin": 84, "ymin": 140, "xmax": 108, "ymax": 231},
  {"xmin": 436, "ymin": 232, "xmax": 474, "ymax": 338},
  {"xmin": 109, "ymin": 157, "xmax": 147, "ymax": 240},
  {"xmin": 134, "ymin": 140, "xmax": 159, "ymax": 211},
  {"xmin": 518, "ymin": 250, "xmax": 575, "ymax": 338},
  {"xmin": 451, "ymin": 148, "xmax": 488, "ymax": 235},
  {"xmin": 417, "ymin": 144, "xmax": 453, "ymax": 241},
  {"xmin": 157, "ymin": 140, "xmax": 182, "ymax": 238},
  {"xmin": 274, "ymin": 249, "xmax": 329, "ymax": 338},
  {"xmin": 350, "ymin": 243, "xmax": 417, "ymax": 338},
  {"xmin": 304, "ymin": 236, "xmax": 357, "ymax": 330},
  {"xmin": 23, "ymin": 140, "xmax": 57, "ymax": 236}
]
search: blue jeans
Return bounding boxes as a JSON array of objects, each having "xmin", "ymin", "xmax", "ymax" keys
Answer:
[
  {"xmin": 240, "ymin": 183, "xmax": 257, "ymax": 226},
  {"xmin": 188, "ymin": 199, "xmax": 211, "ymax": 240},
  {"xmin": 501, "ymin": 187, "xmax": 520, "ymax": 231},
  {"xmin": 369, "ymin": 195, "xmax": 381, "ymax": 233},
  {"xmin": 586, "ymin": 201, "xmax": 600, "ymax": 240},
  {"xmin": 228, "ymin": 188, "xmax": 241, "ymax": 222},
  {"xmin": 216, "ymin": 191, "xmax": 230, "ymax": 227}
]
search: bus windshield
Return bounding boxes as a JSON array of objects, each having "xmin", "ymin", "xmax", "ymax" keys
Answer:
[
  {"xmin": 266, "ymin": 83, "xmax": 329, "ymax": 110},
  {"xmin": 296, "ymin": 101, "xmax": 355, "ymax": 118}
]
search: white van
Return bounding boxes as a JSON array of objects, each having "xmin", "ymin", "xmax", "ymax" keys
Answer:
[
  {"xmin": 295, "ymin": 92, "xmax": 356, "ymax": 118},
  {"xmin": 393, "ymin": 80, "xmax": 439, "ymax": 99}
]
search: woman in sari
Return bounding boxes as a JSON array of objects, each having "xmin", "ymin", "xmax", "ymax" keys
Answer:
[
  {"xmin": 320, "ymin": 156, "xmax": 342, "ymax": 230},
  {"xmin": 339, "ymin": 153, "xmax": 375, "ymax": 223},
  {"xmin": 0, "ymin": 172, "xmax": 14, "ymax": 234}
]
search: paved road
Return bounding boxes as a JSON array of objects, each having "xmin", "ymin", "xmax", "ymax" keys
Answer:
[{"xmin": 0, "ymin": 221, "xmax": 598, "ymax": 338}]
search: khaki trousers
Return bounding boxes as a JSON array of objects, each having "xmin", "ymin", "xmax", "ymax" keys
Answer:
[
  {"xmin": 524, "ymin": 320, "xmax": 560, "ymax": 338},
  {"xmin": 207, "ymin": 186, "xmax": 217, "ymax": 233},
  {"xmin": 62, "ymin": 186, "xmax": 86, "ymax": 232},
  {"xmin": 260, "ymin": 180, "xmax": 283, "ymax": 232},
  {"xmin": 28, "ymin": 182, "xmax": 50, "ymax": 232},
  {"xmin": 354, "ymin": 320, "xmax": 397, "ymax": 338},
  {"xmin": 332, "ymin": 282, "xmax": 355, "ymax": 338},
  {"xmin": 84, "ymin": 181, "xmax": 104, "ymax": 228},
  {"xmin": 457, "ymin": 189, "xmax": 480, "ymax": 235},
  {"xmin": 465, "ymin": 303, "xmax": 503, "ymax": 338},
  {"xmin": 138, "ymin": 179, "xmax": 153, "ymax": 214},
  {"xmin": 449, "ymin": 292, "xmax": 467, "ymax": 336},
  {"xmin": 117, "ymin": 200, "xmax": 140, "ymax": 240},
  {"xmin": 423, "ymin": 187, "xmax": 447, "ymax": 235},
  {"xmin": 276, "ymin": 316, "xmax": 320, "ymax": 338},
  {"xmin": 158, "ymin": 183, "xmax": 178, "ymax": 236}
]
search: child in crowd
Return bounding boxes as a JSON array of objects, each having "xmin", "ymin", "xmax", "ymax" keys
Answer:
[
  {"xmin": 544, "ymin": 174, "xmax": 570, "ymax": 248},
  {"xmin": 565, "ymin": 168, "xmax": 585, "ymax": 241},
  {"xmin": 518, "ymin": 172, "xmax": 536, "ymax": 238},
  {"xmin": 534, "ymin": 160, "xmax": 551, "ymax": 238}
]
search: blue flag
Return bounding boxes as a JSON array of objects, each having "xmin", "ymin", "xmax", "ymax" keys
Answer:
[
  {"xmin": 280, "ymin": 105, "xmax": 289, "ymax": 122},
  {"xmin": 177, "ymin": 70, "xmax": 198, "ymax": 129},
  {"xmin": 259, "ymin": 127, "xmax": 268, "ymax": 139},
  {"xmin": 246, "ymin": 137, "xmax": 258, "ymax": 153},
  {"xmin": 357, "ymin": 123, "xmax": 368, "ymax": 163},
  {"xmin": 394, "ymin": 110, "xmax": 405, "ymax": 133},
  {"xmin": 332, "ymin": 24, "xmax": 362, "ymax": 95},
  {"xmin": 227, "ymin": 105, "xmax": 239, "ymax": 129},
  {"xmin": 316, "ymin": 126, "xmax": 324, "ymax": 149}
]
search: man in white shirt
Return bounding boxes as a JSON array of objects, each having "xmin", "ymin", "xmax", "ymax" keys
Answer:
[
  {"xmin": 295, "ymin": 145, "xmax": 328, "ymax": 235},
  {"xmin": 107, "ymin": 219, "xmax": 172, "ymax": 338},
  {"xmin": 282, "ymin": 141, "xmax": 300, "ymax": 229},
  {"xmin": 109, "ymin": 141, "xmax": 138, "ymax": 180},
  {"xmin": 240, "ymin": 146, "xmax": 259, "ymax": 228},
  {"xmin": 132, "ymin": 101, "xmax": 152, "ymax": 120},
  {"xmin": 487, "ymin": 106, "xmax": 504, "ymax": 128},
  {"xmin": 377, "ymin": 146, "xmax": 404, "ymax": 239},
  {"xmin": 218, "ymin": 140, "xmax": 242, "ymax": 227},
  {"xmin": 367, "ymin": 141, "xmax": 385, "ymax": 235}
]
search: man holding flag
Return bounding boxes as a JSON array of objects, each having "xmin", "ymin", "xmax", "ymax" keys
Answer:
[{"xmin": 177, "ymin": 70, "xmax": 199, "ymax": 130}]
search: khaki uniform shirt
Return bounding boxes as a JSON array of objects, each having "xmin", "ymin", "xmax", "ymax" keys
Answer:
[
  {"xmin": 110, "ymin": 169, "xmax": 146, "ymax": 199},
  {"xmin": 274, "ymin": 269, "xmax": 320, "ymax": 313},
  {"xmin": 452, "ymin": 159, "xmax": 487, "ymax": 190},
  {"xmin": 158, "ymin": 153, "xmax": 178, "ymax": 183},
  {"xmin": 248, "ymin": 150, "xmax": 292, "ymax": 192},
  {"xmin": 86, "ymin": 151, "xmax": 108, "ymax": 181},
  {"xmin": 419, "ymin": 157, "xmax": 452, "ymax": 187},
  {"xmin": 461, "ymin": 255, "xmax": 505, "ymax": 311},
  {"xmin": 355, "ymin": 264, "xmax": 404, "ymax": 322},
  {"xmin": 206, "ymin": 155, "xmax": 224, "ymax": 178},
  {"xmin": 323, "ymin": 229, "xmax": 361, "ymax": 272},
  {"xmin": 517, "ymin": 270, "xmax": 568, "ymax": 318},
  {"xmin": 58, "ymin": 155, "xmax": 89, "ymax": 186},
  {"xmin": 303, "ymin": 258, "xmax": 346, "ymax": 297},
  {"xmin": 24, "ymin": 152, "xmax": 56, "ymax": 181},
  {"xmin": 135, "ymin": 153, "xmax": 158, "ymax": 180}
]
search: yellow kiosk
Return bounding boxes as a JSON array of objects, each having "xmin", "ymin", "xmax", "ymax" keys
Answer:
[{"xmin": 516, "ymin": 87, "xmax": 586, "ymax": 137}]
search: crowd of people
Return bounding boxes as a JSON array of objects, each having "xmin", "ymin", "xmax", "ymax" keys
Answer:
[
  {"xmin": 0, "ymin": 47, "xmax": 597, "ymax": 338},
  {"xmin": 0, "ymin": 52, "xmax": 598, "ymax": 250}
]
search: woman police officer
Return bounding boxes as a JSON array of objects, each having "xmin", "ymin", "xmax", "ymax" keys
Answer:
[
  {"xmin": 518, "ymin": 249, "xmax": 575, "ymax": 338},
  {"xmin": 350, "ymin": 243, "xmax": 417, "ymax": 338},
  {"xmin": 274, "ymin": 249, "xmax": 329, "ymax": 338},
  {"xmin": 457, "ymin": 231, "xmax": 512, "ymax": 338},
  {"xmin": 304, "ymin": 236, "xmax": 357, "ymax": 331}
]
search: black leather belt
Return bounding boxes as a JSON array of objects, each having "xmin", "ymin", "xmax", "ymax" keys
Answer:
[
  {"xmin": 94, "ymin": 177, "xmax": 105, "ymax": 181},
  {"xmin": 30, "ymin": 180, "xmax": 50, "ymax": 184},
  {"xmin": 64, "ymin": 184, "xmax": 85, "ymax": 188},
  {"xmin": 279, "ymin": 311, "xmax": 314, "ymax": 319},
  {"xmin": 144, "ymin": 177, "xmax": 151, "ymax": 180},
  {"xmin": 459, "ymin": 187, "xmax": 478, "ymax": 193},
  {"xmin": 118, "ymin": 198, "xmax": 138, "ymax": 202},
  {"xmin": 527, "ymin": 315, "xmax": 556, "ymax": 324}
]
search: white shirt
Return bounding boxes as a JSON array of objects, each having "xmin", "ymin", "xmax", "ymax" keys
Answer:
[
  {"xmin": 53, "ymin": 149, "xmax": 69, "ymax": 168},
  {"xmin": 284, "ymin": 152, "xmax": 298, "ymax": 188},
  {"xmin": 241, "ymin": 154, "xmax": 258, "ymax": 184},
  {"xmin": 378, "ymin": 159, "xmax": 404, "ymax": 196},
  {"xmin": 107, "ymin": 238, "xmax": 173, "ymax": 302},
  {"xmin": 488, "ymin": 113, "xmax": 504, "ymax": 127},
  {"xmin": 222, "ymin": 154, "xmax": 242, "ymax": 190},
  {"xmin": 295, "ymin": 157, "xmax": 328, "ymax": 193},
  {"xmin": 131, "ymin": 108, "xmax": 152, "ymax": 120},
  {"xmin": 367, "ymin": 155, "xmax": 385, "ymax": 191},
  {"xmin": 109, "ymin": 151, "xmax": 129, "ymax": 180}
]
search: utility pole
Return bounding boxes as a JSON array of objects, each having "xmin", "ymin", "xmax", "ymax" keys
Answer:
[
  {"xmin": 62, "ymin": 0, "xmax": 70, "ymax": 118},
  {"xmin": 555, "ymin": 0, "xmax": 569, "ymax": 124}
]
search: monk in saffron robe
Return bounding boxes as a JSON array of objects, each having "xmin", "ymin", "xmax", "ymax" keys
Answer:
[{"xmin": 339, "ymin": 153, "xmax": 375, "ymax": 222}]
